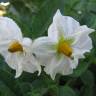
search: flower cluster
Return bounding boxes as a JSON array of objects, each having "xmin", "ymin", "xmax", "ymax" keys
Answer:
[{"xmin": 0, "ymin": 9, "xmax": 94, "ymax": 80}]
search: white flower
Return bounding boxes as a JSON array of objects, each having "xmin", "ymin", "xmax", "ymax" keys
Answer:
[
  {"xmin": 32, "ymin": 9, "xmax": 95, "ymax": 80},
  {"xmin": 0, "ymin": 2, "xmax": 10, "ymax": 6},
  {"xmin": 0, "ymin": 17, "xmax": 41, "ymax": 78},
  {"xmin": 0, "ymin": 2, "xmax": 10, "ymax": 16}
]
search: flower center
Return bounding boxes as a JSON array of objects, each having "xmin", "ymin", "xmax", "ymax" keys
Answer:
[
  {"xmin": 8, "ymin": 41, "xmax": 23, "ymax": 53},
  {"xmin": 57, "ymin": 38, "xmax": 73, "ymax": 57},
  {"xmin": 0, "ymin": 6, "xmax": 6, "ymax": 16}
]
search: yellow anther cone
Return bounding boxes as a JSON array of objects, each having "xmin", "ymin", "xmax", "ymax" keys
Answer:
[
  {"xmin": 8, "ymin": 41, "xmax": 23, "ymax": 53},
  {"xmin": 58, "ymin": 41, "xmax": 72, "ymax": 57}
]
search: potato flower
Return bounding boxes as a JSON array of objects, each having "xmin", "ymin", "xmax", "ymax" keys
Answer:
[
  {"xmin": 32, "ymin": 9, "xmax": 94, "ymax": 80},
  {"xmin": 0, "ymin": 2, "xmax": 10, "ymax": 16},
  {"xmin": 0, "ymin": 17, "xmax": 41, "ymax": 78}
]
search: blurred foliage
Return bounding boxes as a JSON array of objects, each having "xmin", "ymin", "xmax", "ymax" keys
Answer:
[{"xmin": 0, "ymin": 0, "xmax": 96, "ymax": 96}]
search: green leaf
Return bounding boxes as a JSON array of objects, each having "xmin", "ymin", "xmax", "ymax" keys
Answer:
[
  {"xmin": 81, "ymin": 70, "xmax": 94, "ymax": 87},
  {"xmin": 58, "ymin": 86, "xmax": 77, "ymax": 96},
  {"xmin": 1, "ymin": 0, "xmax": 96, "ymax": 96},
  {"xmin": 0, "ymin": 81, "xmax": 16, "ymax": 96},
  {"xmin": 80, "ymin": 86, "xmax": 94, "ymax": 96},
  {"xmin": 9, "ymin": 0, "xmax": 67, "ymax": 38},
  {"xmin": 80, "ymin": 70, "xmax": 94, "ymax": 96},
  {"xmin": 71, "ymin": 59, "xmax": 91, "ymax": 77},
  {"xmin": 0, "ymin": 57, "xmax": 23, "ymax": 96}
]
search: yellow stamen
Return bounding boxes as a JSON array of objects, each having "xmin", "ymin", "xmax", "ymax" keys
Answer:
[
  {"xmin": 0, "ymin": 6, "xmax": 6, "ymax": 16},
  {"xmin": 8, "ymin": 41, "xmax": 23, "ymax": 53},
  {"xmin": 58, "ymin": 41, "xmax": 72, "ymax": 57},
  {"xmin": 0, "ymin": 10, "xmax": 6, "ymax": 16}
]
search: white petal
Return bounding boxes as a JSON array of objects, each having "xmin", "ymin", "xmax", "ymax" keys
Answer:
[
  {"xmin": 22, "ymin": 37, "xmax": 32, "ymax": 47},
  {"xmin": 48, "ymin": 9, "xmax": 80, "ymax": 41},
  {"xmin": 48, "ymin": 23, "xmax": 59, "ymax": 42},
  {"xmin": 36, "ymin": 53, "xmax": 54, "ymax": 66},
  {"xmin": 22, "ymin": 55, "xmax": 41, "ymax": 76},
  {"xmin": 72, "ymin": 48, "xmax": 85, "ymax": 59},
  {"xmin": 0, "ymin": 17, "xmax": 23, "ymax": 57},
  {"xmin": 44, "ymin": 55, "xmax": 73, "ymax": 80},
  {"xmin": 5, "ymin": 53, "xmax": 23, "ymax": 78},
  {"xmin": 32, "ymin": 37, "xmax": 56, "ymax": 56},
  {"xmin": 76, "ymin": 25, "xmax": 95, "ymax": 34},
  {"xmin": 0, "ymin": 2, "xmax": 10, "ymax": 6},
  {"xmin": 0, "ymin": 17, "xmax": 22, "ymax": 42},
  {"xmin": 68, "ymin": 56, "xmax": 79, "ymax": 69},
  {"xmin": 0, "ymin": 41, "xmax": 10, "ymax": 57},
  {"xmin": 4, "ymin": 51, "xmax": 41, "ymax": 77},
  {"xmin": 70, "ymin": 25, "xmax": 95, "ymax": 41},
  {"xmin": 32, "ymin": 37, "xmax": 56, "ymax": 66},
  {"xmin": 5, "ymin": 53, "xmax": 18, "ymax": 69},
  {"xmin": 15, "ymin": 58, "xmax": 23, "ymax": 78},
  {"xmin": 70, "ymin": 26, "xmax": 94, "ymax": 68},
  {"xmin": 72, "ymin": 32, "xmax": 93, "ymax": 53}
]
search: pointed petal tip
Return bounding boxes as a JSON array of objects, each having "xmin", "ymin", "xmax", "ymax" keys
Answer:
[
  {"xmin": 83, "ymin": 25, "xmax": 95, "ymax": 33},
  {"xmin": 15, "ymin": 65, "xmax": 23, "ymax": 79},
  {"xmin": 37, "ymin": 64, "xmax": 41, "ymax": 76},
  {"xmin": 56, "ymin": 9, "xmax": 61, "ymax": 13},
  {"xmin": 51, "ymin": 76, "xmax": 55, "ymax": 80},
  {"xmin": 15, "ymin": 70, "xmax": 22, "ymax": 78},
  {"xmin": 37, "ymin": 70, "xmax": 41, "ymax": 76},
  {"xmin": 91, "ymin": 29, "xmax": 95, "ymax": 32},
  {"xmin": 53, "ymin": 9, "xmax": 62, "ymax": 21},
  {"xmin": 55, "ymin": 9, "xmax": 62, "ymax": 16},
  {"xmin": 15, "ymin": 74, "xmax": 20, "ymax": 78},
  {"xmin": 88, "ymin": 27, "xmax": 95, "ymax": 33},
  {"xmin": 15, "ymin": 71, "xmax": 22, "ymax": 78}
]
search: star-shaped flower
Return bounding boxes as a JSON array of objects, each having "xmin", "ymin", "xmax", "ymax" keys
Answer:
[
  {"xmin": 0, "ymin": 17, "xmax": 41, "ymax": 78},
  {"xmin": 32, "ymin": 9, "xmax": 95, "ymax": 80}
]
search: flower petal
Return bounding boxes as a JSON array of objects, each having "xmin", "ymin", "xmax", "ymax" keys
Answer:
[
  {"xmin": 76, "ymin": 25, "xmax": 95, "ymax": 34},
  {"xmin": 44, "ymin": 55, "xmax": 73, "ymax": 80},
  {"xmin": 0, "ymin": 17, "xmax": 23, "ymax": 57},
  {"xmin": 72, "ymin": 32, "xmax": 93, "ymax": 53},
  {"xmin": 0, "ymin": 41, "xmax": 10, "ymax": 57},
  {"xmin": 22, "ymin": 37, "xmax": 32, "ymax": 47},
  {"xmin": 0, "ymin": 17, "xmax": 22, "ymax": 42},
  {"xmin": 68, "ymin": 56, "xmax": 79, "ymax": 69},
  {"xmin": 48, "ymin": 9, "xmax": 80, "ymax": 41},
  {"xmin": 70, "ymin": 27, "xmax": 94, "ymax": 68},
  {"xmin": 15, "ymin": 57, "xmax": 23, "ymax": 78},
  {"xmin": 5, "ymin": 53, "xmax": 17, "ymax": 69},
  {"xmin": 32, "ymin": 37, "xmax": 57, "ymax": 67},
  {"xmin": 4, "ymin": 51, "xmax": 41, "ymax": 77},
  {"xmin": 5, "ymin": 53, "xmax": 23, "ymax": 78},
  {"xmin": 22, "ymin": 55, "xmax": 41, "ymax": 76},
  {"xmin": 70, "ymin": 25, "xmax": 95, "ymax": 44},
  {"xmin": 35, "ymin": 53, "xmax": 54, "ymax": 66},
  {"xmin": 32, "ymin": 37, "xmax": 56, "ymax": 56}
]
